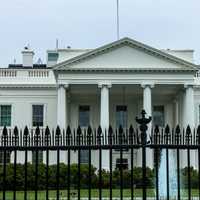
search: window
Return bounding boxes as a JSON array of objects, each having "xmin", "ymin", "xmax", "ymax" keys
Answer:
[
  {"xmin": 116, "ymin": 158, "xmax": 128, "ymax": 170},
  {"xmin": 32, "ymin": 105, "xmax": 44, "ymax": 127},
  {"xmin": 79, "ymin": 106, "xmax": 90, "ymax": 127},
  {"xmin": 153, "ymin": 106, "xmax": 165, "ymax": 127},
  {"xmin": 48, "ymin": 52, "xmax": 58, "ymax": 62},
  {"xmin": 79, "ymin": 105, "xmax": 90, "ymax": 164},
  {"xmin": 116, "ymin": 105, "xmax": 127, "ymax": 128},
  {"xmin": 153, "ymin": 106, "xmax": 164, "ymax": 166},
  {"xmin": 0, "ymin": 105, "xmax": 11, "ymax": 127},
  {"xmin": 0, "ymin": 151, "xmax": 11, "ymax": 165}
]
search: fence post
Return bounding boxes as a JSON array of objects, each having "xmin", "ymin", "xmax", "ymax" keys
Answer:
[{"xmin": 136, "ymin": 110, "xmax": 152, "ymax": 200}]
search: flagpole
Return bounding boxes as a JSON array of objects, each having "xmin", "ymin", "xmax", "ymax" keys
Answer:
[{"xmin": 117, "ymin": 0, "xmax": 120, "ymax": 40}]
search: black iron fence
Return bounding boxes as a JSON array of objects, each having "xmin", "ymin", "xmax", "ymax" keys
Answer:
[{"xmin": 0, "ymin": 110, "xmax": 200, "ymax": 199}]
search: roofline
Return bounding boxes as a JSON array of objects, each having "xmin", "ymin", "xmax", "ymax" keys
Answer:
[
  {"xmin": 53, "ymin": 37, "xmax": 197, "ymax": 71},
  {"xmin": 47, "ymin": 49, "xmax": 92, "ymax": 52},
  {"xmin": 161, "ymin": 49, "xmax": 194, "ymax": 52},
  {"xmin": 55, "ymin": 68, "xmax": 197, "ymax": 73}
]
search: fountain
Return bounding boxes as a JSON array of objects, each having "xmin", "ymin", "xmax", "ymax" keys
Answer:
[{"xmin": 158, "ymin": 149, "xmax": 178, "ymax": 199}]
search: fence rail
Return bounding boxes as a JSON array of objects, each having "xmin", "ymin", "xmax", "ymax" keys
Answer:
[{"xmin": 0, "ymin": 110, "xmax": 200, "ymax": 200}]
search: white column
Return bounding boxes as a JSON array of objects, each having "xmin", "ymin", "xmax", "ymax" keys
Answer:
[
  {"xmin": 174, "ymin": 99, "xmax": 179, "ymax": 126},
  {"xmin": 184, "ymin": 85, "xmax": 195, "ymax": 128},
  {"xmin": 142, "ymin": 84, "xmax": 154, "ymax": 168},
  {"xmin": 57, "ymin": 84, "xmax": 69, "ymax": 164},
  {"xmin": 57, "ymin": 84, "xmax": 68, "ymax": 129},
  {"xmin": 182, "ymin": 85, "xmax": 195, "ymax": 168},
  {"xmin": 142, "ymin": 85, "xmax": 152, "ymax": 118},
  {"xmin": 99, "ymin": 84, "xmax": 111, "ymax": 130},
  {"xmin": 99, "ymin": 83, "xmax": 111, "ymax": 170}
]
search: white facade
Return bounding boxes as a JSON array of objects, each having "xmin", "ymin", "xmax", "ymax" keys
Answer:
[{"xmin": 1, "ymin": 37, "xmax": 200, "ymax": 169}]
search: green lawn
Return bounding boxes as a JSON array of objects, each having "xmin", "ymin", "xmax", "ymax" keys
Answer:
[{"xmin": 0, "ymin": 189, "xmax": 199, "ymax": 199}]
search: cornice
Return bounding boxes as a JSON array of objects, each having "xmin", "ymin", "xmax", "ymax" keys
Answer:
[
  {"xmin": 55, "ymin": 68, "xmax": 196, "ymax": 73},
  {"xmin": 0, "ymin": 84, "xmax": 56, "ymax": 89}
]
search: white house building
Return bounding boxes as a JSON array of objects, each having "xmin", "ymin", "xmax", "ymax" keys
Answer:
[{"xmin": 1, "ymin": 37, "xmax": 200, "ymax": 169}]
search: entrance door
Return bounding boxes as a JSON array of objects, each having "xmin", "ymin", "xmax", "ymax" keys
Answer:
[
  {"xmin": 78, "ymin": 105, "xmax": 90, "ymax": 164},
  {"xmin": 153, "ymin": 105, "xmax": 165, "ymax": 166},
  {"xmin": 153, "ymin": 105, "xmax": 165, "ymax": 127}
]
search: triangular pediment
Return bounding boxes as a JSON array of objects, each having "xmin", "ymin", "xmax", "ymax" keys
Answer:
[{"xmin": 53, "ymin": 37, "xmax": 197, "ymax": 72}]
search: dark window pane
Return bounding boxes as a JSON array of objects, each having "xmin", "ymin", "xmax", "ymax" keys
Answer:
[
  {"xmin": 79, "ymin": 106, "xmax": 90, "ymax": 163},
  {"xmin": 116, "ymin": 105, "xmax": 127, "ymax": 128},
  {"xmin": 32, "ymin": 105, "xmax": 44, "ymax": 127},
  {"xmin": 0, "ymin": 105, "xmax": 11, "ymax": 126},
  {"xmin": 153, "ymin": 106, "xmax": 165, "ymax": 127},
  {"xmin": 48, "ymin": 52, "xmax": 58, "ymax": 61},
  {"xmin": 79, "ymin": 106, "xmax": 90, "ymax": 127}
]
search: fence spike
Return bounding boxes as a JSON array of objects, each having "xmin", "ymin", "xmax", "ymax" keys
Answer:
[
  {"xmin": 186, "ymin": 125, "xmax": 191, "ymax": 135},
  {"xmin": 56, "ymin": 126, "xmax": 61, "ymax": 135},
  {"xmin": 2, "ymin": 126, "xmax": 8, "ymax": 136},
  {"xmin": 119, "ymin": 125, "xmax": 123, "ymax": 134},
  {"xmin": 186, "ymin": 125, "xmax": 192, "ymax": 145},
  {"xmin": 165, "ymin": 124, "xmax": 170, "ymax": 134},
  {"xmin": 45, "ymin": 126, "xmax": 50, "ymax": 135},
  {"xmin": 197, "ymin": 125, "xmax": 200, "ymax": 145},
  {"xmin": 77, "ymin": 126, "xmax": 82, "ymax": 145},
  {"xmin": 197, "ymin": 125, "xmax": 200, "ymax": 135},
  {"xmin": 128, "ymin": 125, "xmax": 134, "ymax": 144},
  {"xmin": 66, "ymin": 126, "xmax": 71, "ymax": 135},
  {"xmin": 35, "ymin": 126, "xmax": 40, "ymax": 135},
  {"xmin": 97, "ymin": 126, "xmax": 102, "ymax": 145},
  {"xmin": 13, "ymin": 126, "xmax": 18, "ymax": 136},
  {"xmin": 129, "ymin": 125, "xmax": 134, "ymax": 135},
  {"xmin": 154, "ymin": 125, "xmax": 160, "ymax": 144},
  {"xmin": 175, "ymin": 125, "xmax": 181, "ymax": 144},
  {"xmin": 87, "ymin": 126, "xmax": 92, "ymax": 136},
  {"xmin": 97, "ymin": 126, "xmax": 102, "ymax": 136},
  {"xmin": 108, "ymin": 126, "xmax": 113, "ymax": 135},
  {"xmin": 24, "ymin": 126, "xmax": 29, "ymax": 136},
  {"xmin": 77, "ymin": 126, "xmax": 82, "ymax": 135},
  {"xmin": 175, "ymin": 125, "xmax": 181, "ymax": 134},
  {"xmin": 108, "ymin": 126, "xmax": 113, "ymax": 145},
  {"xmin": 154, "ymin": 125, "xmax": 159, "ymax": 134}
]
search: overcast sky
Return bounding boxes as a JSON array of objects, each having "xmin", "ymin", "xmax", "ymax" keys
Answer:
[{"xmin": 0, "ymin": 0, "xmax": 200, "ymax": 66}]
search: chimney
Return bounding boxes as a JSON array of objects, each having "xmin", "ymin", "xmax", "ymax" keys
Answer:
[{"xmin": 22, "ymin": 46, "xmax": 34, "ymax": 67}]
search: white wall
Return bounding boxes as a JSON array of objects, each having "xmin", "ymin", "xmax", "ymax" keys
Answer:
[
  {"xmin": 0, "ymin": 88, "xmax": 57, "ymax": 129},
  {"xmin": 0, "ymin": 88, "xmax": 57, "ymax": 164}
]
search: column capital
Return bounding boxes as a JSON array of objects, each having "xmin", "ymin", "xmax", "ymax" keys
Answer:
[
  {"xmin": 141, "ymin": 82, "xmax": 154, "ymax": 89},
  {"xmin": 173, "ymin": 97, "xmax": 179, "ymax": 103},
  {"xmin": 98, "ymin": 82, "xmax": 112, "ymax": 89},
  {"xmin": 57, "ymin": 84, "xmax": 69, "ymax": 89},
  {"xmin": 184, "ymin": 84, "xmax": 194, "ymax": 89}
]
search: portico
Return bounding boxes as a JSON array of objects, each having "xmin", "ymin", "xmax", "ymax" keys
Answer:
[
  {"xmin": 56, "ymin": 83, "xmax": 195, "ymax": 129},
  {"xmin": 55, "ymin": 82, "xmax": 195, "ymax": 168},
  {"xmin": 54, "ymin": 37, "xmax": 197, "ymax": 169}
]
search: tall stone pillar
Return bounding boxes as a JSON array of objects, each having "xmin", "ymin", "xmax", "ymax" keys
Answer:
[
  {"xmin": 182, "ymin": 85, "xmax": 196, "ymax": 168},
  {"xmin": 57, "ymin": 84, "xmax": 68, "ymax": 129},
  {"xmin": 142, "ymin": 84, "xmax": 154, "ymax": 168},
  {"xmin": 99, "ymin": 83, "xmax": 111, "ymax": 170},
  {"xmin": 184, "ymin": 85, "xmax": 195, "ymax": 128},
  {"xmin": 174, "ymin": 99, "xmax": 179, "ymax": 127}
]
